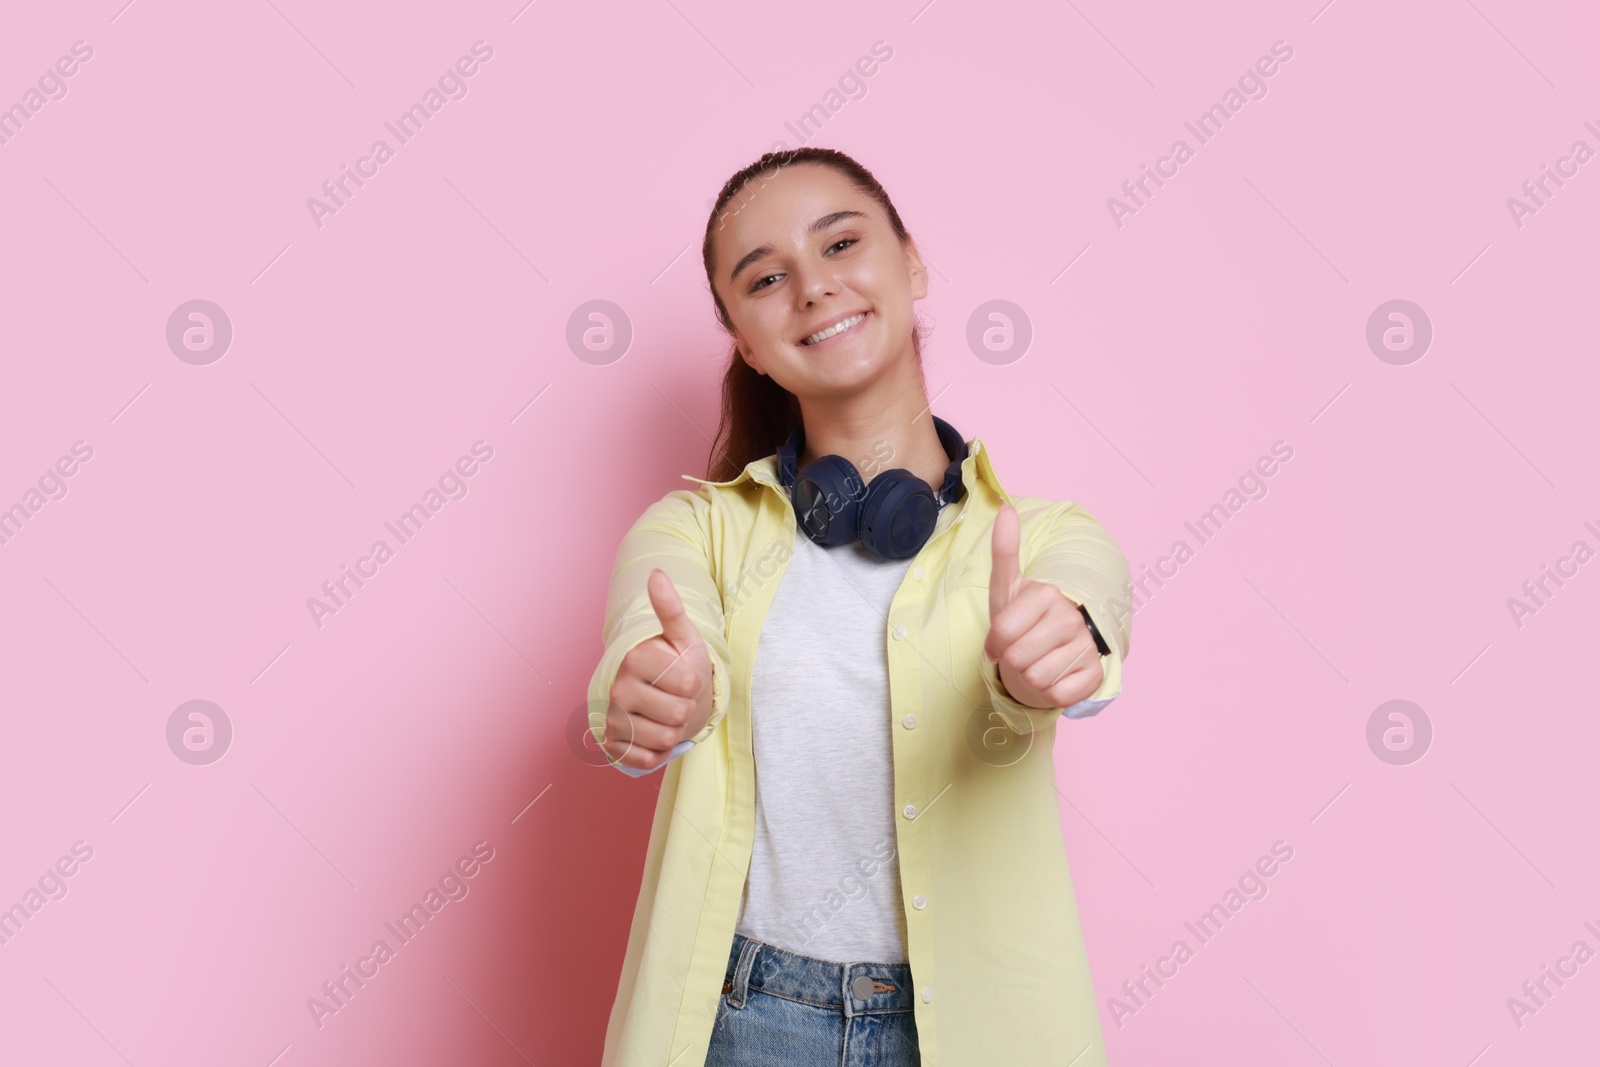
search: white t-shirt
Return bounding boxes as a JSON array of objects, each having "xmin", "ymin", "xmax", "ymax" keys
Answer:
[{"xmin": 729, "ymin": 506, "xmax": 959, "ymax": 965}]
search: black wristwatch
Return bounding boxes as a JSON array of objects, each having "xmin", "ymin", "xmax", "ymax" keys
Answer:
[{"xmin": 1078, "ymin": 603, "xmax": 1111, "ymax": 657}]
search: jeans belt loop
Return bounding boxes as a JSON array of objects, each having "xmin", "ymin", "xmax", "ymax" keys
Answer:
[{"xmin": 728, "ymin": 937, "xmax": 762, "ymax": 1009}]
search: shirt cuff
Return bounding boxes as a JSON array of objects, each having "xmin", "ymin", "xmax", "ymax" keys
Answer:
[
  {"xmin": 610, "ymin": 738, "xmax": 697, "ymax": 777},
  {"xmin": 1062, "ymin": 692, "xmax": 1117, "ymax": 720}
]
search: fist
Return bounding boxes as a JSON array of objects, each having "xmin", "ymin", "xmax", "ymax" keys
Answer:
[
  {"xmin": 981, "ymin": 503, "xmax": 1103, "ymax": 710},
  {"xmin": 603, "ymin": 568, "xmax": 716, "ymax": 772}
]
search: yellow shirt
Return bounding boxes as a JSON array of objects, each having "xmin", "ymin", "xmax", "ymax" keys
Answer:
[{"xmin": 587, "ymin": 434, "xmax": 1132, "ymax": 1066}]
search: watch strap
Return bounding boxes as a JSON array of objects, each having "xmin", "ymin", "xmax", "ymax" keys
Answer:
[{"xmin": 1077, "ymin": 602, "xmax": 1111, "ymax": 656}]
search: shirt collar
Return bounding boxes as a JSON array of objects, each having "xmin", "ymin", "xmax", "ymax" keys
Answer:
[{"xmin": 679, "ymin": 434, "xmax": 1016, "ymax": 509}]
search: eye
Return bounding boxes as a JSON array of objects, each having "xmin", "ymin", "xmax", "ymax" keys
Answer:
[{"xmin": 749, "ymin": 238, "xmax": 856, "ymax": 293}]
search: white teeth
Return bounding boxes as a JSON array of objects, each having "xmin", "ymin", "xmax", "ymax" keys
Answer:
[{"xmin": 802, "ymin": 313, "xmax": 865, "ymax": 345}]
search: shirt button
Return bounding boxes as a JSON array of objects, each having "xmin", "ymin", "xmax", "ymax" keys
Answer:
[
  {"xmin": 913, "ymin": 566, "xmax": 925, "ymax": 580},
  {"xmin": 902, "ymin": 803, "xmax": 917, "ymax": 819},
  {"xmin": 912, "ymin": 894, "xmax": 926, "ymax": 909},
  {"xmin": 892, "ymin": 626, "xmax": 906, "ymax": 640},
  {"xmin": 922, "ymin": 987, "xmax": 934, "ymax": 1002},
  {"xmin": 902, "ymin": 714, "xmax": 917, "ymax": 729}
]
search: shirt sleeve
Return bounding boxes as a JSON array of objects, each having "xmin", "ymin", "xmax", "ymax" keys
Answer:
[
  {"xmin": 979, "ymin": 498, "xmax": 1132, "ymax": 735},
  {"xmin": 586, "ymin": 487, "xmax": 733, "ymax": 768}
]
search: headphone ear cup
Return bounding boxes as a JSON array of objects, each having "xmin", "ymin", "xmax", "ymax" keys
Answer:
[
  {"xmin": 791, "ymin": 454, "xmax": 869, "ymax": 547},
  {"xmin": 858, "ymin": 470, "xmax": 939, "ymax": 560}
]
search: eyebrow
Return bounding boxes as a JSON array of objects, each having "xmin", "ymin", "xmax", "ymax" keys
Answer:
[{"xmin": 727, "ymin": 210, "xmax": 868, "ymax": 285}]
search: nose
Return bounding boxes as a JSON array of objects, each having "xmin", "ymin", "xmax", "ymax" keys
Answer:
[{"xmin": 791, "ymin": 259, "xmax": 839, "ymax": 305}]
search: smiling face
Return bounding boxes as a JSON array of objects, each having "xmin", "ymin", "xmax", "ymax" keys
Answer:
[{"xmin": 709, "ymin": 163, "xmax": 928, "ymax": 404}]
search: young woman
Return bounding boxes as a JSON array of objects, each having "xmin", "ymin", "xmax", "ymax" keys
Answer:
[{"xmin": 587, "ymin": 147, "xmax": 1132, "ymax": 1067}]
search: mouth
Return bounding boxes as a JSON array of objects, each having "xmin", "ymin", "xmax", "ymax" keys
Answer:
[{"xmin": 799, "ymin": 310, "xmax": 870, "ymax": 347}]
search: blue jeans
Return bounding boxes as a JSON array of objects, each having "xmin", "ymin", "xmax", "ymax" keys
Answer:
[{"xmin": 705, "ymin": 933, "xmax": 922, "ymax": 1067}]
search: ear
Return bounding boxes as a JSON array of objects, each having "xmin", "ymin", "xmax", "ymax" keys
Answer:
[
  {"xmin": 903, "ymin": 238, "xmax": 930, "ymax": 301},
  {"xmin": 737, "ymin": 336, "xmax": 766, "ymax": 376}
]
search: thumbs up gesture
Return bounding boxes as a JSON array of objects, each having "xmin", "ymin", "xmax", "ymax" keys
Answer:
[
  {"xmin": 603, "ymin": 568, "xmax": 716, "ymax": 772},
  {"xmin": 982, "ymin": 503, "xmax": 1103, "ymax": 710}
]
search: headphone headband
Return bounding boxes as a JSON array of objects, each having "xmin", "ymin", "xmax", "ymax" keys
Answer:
[{"xmin": 775, "ymin": 415, "xmax": 970, "ymax": 559}]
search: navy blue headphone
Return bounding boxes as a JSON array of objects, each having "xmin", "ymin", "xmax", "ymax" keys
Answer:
[{"xmin": 776, "ymin": 415, "xmax": 970, "ymax": 560}]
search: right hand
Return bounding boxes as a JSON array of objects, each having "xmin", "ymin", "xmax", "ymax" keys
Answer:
[{"xmin": 603, "ymin": 568, "xmax": 716, "ymax": 772}]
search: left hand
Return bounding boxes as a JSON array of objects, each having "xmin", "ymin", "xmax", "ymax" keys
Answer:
[{"xmin": 983, "ymin": 503, "xmax": 1104, "ymax": 709}]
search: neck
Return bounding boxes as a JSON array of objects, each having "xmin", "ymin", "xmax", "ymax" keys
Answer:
[{"xmin": 795, "ymin": 383, "xmax": 952, "ymax": 493}]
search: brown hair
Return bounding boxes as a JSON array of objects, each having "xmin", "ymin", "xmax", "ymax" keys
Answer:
[{"xmin": 699, "ymin": 147, "xmax": 927, "ymax": 482}]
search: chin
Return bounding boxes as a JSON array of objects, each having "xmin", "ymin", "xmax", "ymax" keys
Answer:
[{"xmin": 815, "ymin": 358, "xmax": 900, "ymax": 394}]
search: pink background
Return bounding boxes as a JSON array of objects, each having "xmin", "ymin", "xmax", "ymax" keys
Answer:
[{"xmin": 2, "ymin": 1, "xmax": 1596, "ymax": 1064}]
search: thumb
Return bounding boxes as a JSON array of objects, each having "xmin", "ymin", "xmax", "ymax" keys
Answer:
[
  {"xmin": 988, "ymin": 502, "xmax": 1024, "ymax": 624},
  {"xmin": 647, "ymin": 568, "xmax": 701, "ymax": 655}
]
